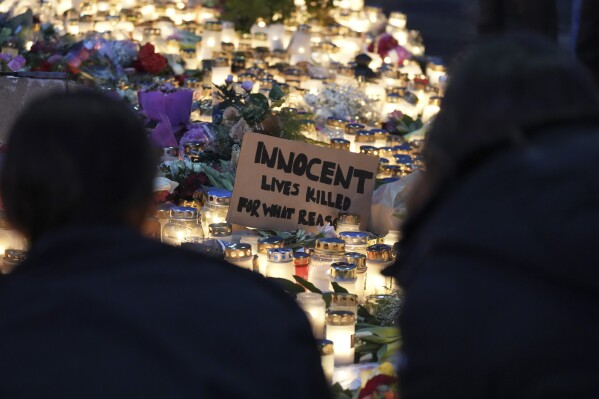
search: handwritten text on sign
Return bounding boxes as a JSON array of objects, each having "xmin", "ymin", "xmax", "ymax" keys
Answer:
[{"xmin": 228, "ymin": 134, "xmax": 379, "ymax": 232}]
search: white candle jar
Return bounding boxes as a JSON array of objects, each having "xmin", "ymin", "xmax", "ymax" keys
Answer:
[
  {"xmin": 345, "ymin": 252, "xmax": 367, "ymax": 301},
  {"xmin": 211, "ymin": 57, "xmax": 231, "ymax": 85},
  {"xmin": 354, "ymin": 130, "xmax": 375, "ymax": 154},
  {"xmin": 320, "ymin": 117, "xmax": 347, "ymax": 143},
  {"xmin": 338, "ymin": 231, "xmax": 369, "ymax": 255},
  {"xmin": 225, "ymin": 243, "xmax": 254, "ymax": 270},
  {"xmin": 200, "ymin": 188, "xmax": 231, "ymax": 236},
  {"xmin": 318, "ymin": 340, "xmax": 335, "ymax": 385},
  {"xmin": 267, "ymin": 248, "xmax": 295, "ymax": 280},
  {"xmin": 297, "ymin": 292, "xmax": 326, "ymax": 339},
  {"xmin": 364, "ymin": 244, "xmax": 395, "ymax": 296},
  {"xmin": 326, "ymin": 310, "xmax": 356, "ymax": 366},
  {"xmin": 208, "ymin": 222, "xmax": 233, "ymax": 243},
  {"xmin": 384, "ymin": 230, "xmax": 402, "ymax": 246},
  {"xmin": 330, "ymin": 262, "xmax": 358, "ymax": 294},
  {"xmin": 344, "ymin": 123, "xmax": 364, "ymax": 153},
  {"xmin": 257, "ymin": 236, "xmax": 284, "ymax": 276},
  {"xmin": 335, "ymin": 212, "xmax": 360, "ymax": 236},
  {"xmin": 288, "ymin": 24, "xmax": 312, "ymax": 64},
  {"xmin": 309, "ymin": 238, "xmax": 346, "ymax": 292},
  {"xmin": 162, "ymin": 206, "xmax": 204, "ymax": 246},
  {"xmin": 200, "ymin": 20, "xmax": 222, "ymax": 60}
]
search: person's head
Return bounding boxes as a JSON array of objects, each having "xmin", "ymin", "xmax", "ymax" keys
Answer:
[
  {"xmin": 1, "ymin": 90, "xmax": 157, "ymax": 242},
  {"xmin": 408, "ymin": 34, "xmax": 599, "ymax": 215}
]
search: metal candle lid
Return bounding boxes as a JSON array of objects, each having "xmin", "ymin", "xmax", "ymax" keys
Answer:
[
  {"xmin": 366, "ymin": 244, "xmax": 393, "ymax": 261},
  {"xmin": 338, "ymin": 231, "xmax": 369, "ymax": 246},
  {"xmin": 162, "ymin": 146, "xmax": 179, "ymax": 157},
  {"xmin": 359, "ymin": 145, "xmax": 379, "ymax": 157},
  {"xmin": 330, "ymin": 138, "xmax": 350, "ymax": 150},
  {"xmin": 345, "ymin": 123, "xmax": 364, "ymax": 136},
  {"xmin": 393, "ymin": 142, "xmax": 412, "ymax": 154},
  {"xmin": 330, "ymin": 292, "xmax": 358, "ymax": 307},
  {"xmin": 345, "ymin": 252, "xmax": 367, "ymax": 269},
  {"xmin": 183, "ymin": 141, "xmax": 205, "ymax": 156},
  {"xmin": 368, "ymin": 233, "xmax": 385, "ymax": 247},
  {"xmin": 267, "ymin": 247, "xmax": 294, "ymax": 263},
  {"xmin": 371, "ymin": 129, "xmax": 389, "ymax": 141},
  {"xmin": 315, "ymin": 237, "xmax": 345, "ymax": 253},
  {"xmin": 170, "ymin": 206, "xmax": 198, "ymax": 219},
  {"xmin": 355, "ymin": 130, "xmax": 375, "ymax": 143},
  {"xmin": 330, "ymin": 262, "xmax": 357, "ymax": 279},
  {"xmin": 293, "ymin": 251, "xmax": 311, "ymax": 266},
  {"xmin": 225, "ymin": 243, "xmax": 253, "ymax": 259},
  {"xmin": 4, "ymin": 249, "xmax": 27, "ymax": 264},
  {"xmin": 209, "ymin": 222, "xmax": 232, "ymax": 237},
  {"xmin": 379, "ymin": 147, "xmax": 395, "ymax": 158},
  {"xmin": 394, "ymin": 154, "xmax": 413, "ymax": 165},
  {"xmin": 326, "ymin": 117, "xmax": 347, "ymax": 129},
  {"xmin": 336, "ymin": 213, "xmax": 360, "ymax": 226},
  {"xmin": 206, "ymin": 188, "xmax": 232, "ymax": 207},
  {"xmin": 326, "ymin": 310, "xmax": 356, "ymax": 325},
  {"xmin": 382, "ymin": 164, "xmax": 401, "ymax": 177},
  {"xmin": 258, "ymin": 236, "xmax": 284, "ymax": 253},
  {"xmin": 204, "ymin": 20, "xmax": 223, "ymax": 31},
  {"xmin": 317, "ymin": 339, "xmax": 334, "ymax": 356}
]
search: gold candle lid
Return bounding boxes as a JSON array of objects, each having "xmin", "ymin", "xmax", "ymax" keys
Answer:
[
  {"xmin": 367, "ymin": 233, "xmax": 385, "ymax": 247},
  {"xmin": 318, "ymin": 339, "xmax": 334, "ymax": 356},
  {"xmin": 336, "ymin": 212, "xmax": 360, "ymax": 226},
  {"xmin": 338, "ymin": 231, "xmax": 369, "ymax": 246},
  {"xmin": 293, "ymin": 251, "xmax": 311, "ymax": 266},
  {"xmin": 225, "ymin": 243, "xmax": 253, "ymax": 259},
  {"xmin": 206, "ymin": 188, "xmax": 232, "ymax": 207},
  {"xmin": 204, "ymin": 20, "xmax": 223, "ymax": 32},
  {"xmin": 209, "ymin": 222, "xmax": 232, "ymax": 237},
  {"xmin": 330, "ymin": 138, "xmax": 350, "ymax": 150},
  {"xmin": 315, "ymin": 237, "xmax": 345, "ymax": 253},
  {"xmin": 366, "ymin": 244, "xmax": 393, "ymax": 261},
  {"xmin": 267, "ymin": 247, "xmax": 294, "ymax": 263},
  {"xmin": 345, "ymin": 123, "xmax": 364, "ymax": 136},
  {"xmin": 4, "ymin": 249, "xmax": 27, "ymax": 264},
  {"xmin": 370, "ymin": 129, "xmax": 388, "ymax": 141},
  {"xmin": 345, "ymin": 252, "xmax": 366, "ymax": 269},
  {"xmin": 170, "ymin": 206, "xmax": 198, "ymax": 219},
  {"xmin": 326, "ymin": 310, "xmax": 356, "ymax": 325},
  {"xmin": 258, "ymin": 236, "xmax": 284, "ymax": 253},
  {"xmin": 355, "ymin": 130, "xmax": 375, "ymax": 143},
  {"xmin": 330, "ymin": 262, "xmax": 357, "ymax": 279},
  {"xmin": 359, "ymin": 145, "xmax": 379, "ymax": 157},
  {"xmin": 330, "ymin": 292, "xmax": 358, "ymax": 306},
  {"xmin": 326, "ymin": 117, "xmax": 347, "ymax": 129}
]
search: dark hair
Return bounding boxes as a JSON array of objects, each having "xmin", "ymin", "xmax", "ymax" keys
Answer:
[
  {"xmin": 0, "ymin": 90, "xmax": 157, "ymax": 242},
  {"xmin": 407, "ymin": 34, "xmax": 599, "ymax": 216}
]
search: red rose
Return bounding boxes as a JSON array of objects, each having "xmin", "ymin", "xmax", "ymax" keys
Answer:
[
  {"xmin": 138, "ymin": 43, "xmax": 156, "ymax": 59},
  {"xmin": 153, "ymin": 190, "xmax": 171, "ymax": 204},
  {"xmin": 359, "ymin": 375, "xmax": 398, "ymax": 399},
  {"xmin": 179, "ymin": 172, "xmax": 209, "ymax": 200},
  {"xmin": 141, "ymin": 52, "xmax": 167, "ymax": 74}
]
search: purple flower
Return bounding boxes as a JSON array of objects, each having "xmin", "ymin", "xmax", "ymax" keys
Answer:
[
  {"xmin": 225, "ymin": 74, "xmax": 233, "ymax": 84},
  {"xmin": 48, "ymin": 54, "xmax": 63, "ymax": 64},
  {"xmin": 7, "ymin": 55, "xmax": 26, "ymax": 72},
  {"xmin": 179, "ymin": 123, "xmax": 212, "ymax": 156},
  {"xmin": 241, "ymin": 80, "xmax": 254, "ymax": 92},
  {"xmin": 0, "ymin": 53, "xmax": 12, "ymax": 62}
]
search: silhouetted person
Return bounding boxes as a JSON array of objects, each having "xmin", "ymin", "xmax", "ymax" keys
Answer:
[
  {"xmin": 478, "ymin": 0, "xmax": 558, "ymax": 41},
  {"xmin": 0, "ymin": 91, "xmax": 330, "ymax": 399},
  {"xmin": 389, "ymin": 35, "xmax": 599, "ymax": 398},
  {"xmin": 575, "ymin": 0, "xmax": 599, "ymax": 86}
]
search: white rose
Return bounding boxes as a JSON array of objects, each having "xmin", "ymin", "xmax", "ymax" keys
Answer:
[{"xmin": 154, "ymin": 176, "xmax": 179, "ymax": 193}]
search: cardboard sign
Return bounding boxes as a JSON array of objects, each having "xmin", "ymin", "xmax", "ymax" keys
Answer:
[{"xmin": 229, "ymin": 133, "xmax": 379, "ymax": 233}]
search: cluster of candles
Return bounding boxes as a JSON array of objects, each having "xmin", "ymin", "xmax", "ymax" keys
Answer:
[{"xmin": 0, "ymin": 211, "xmax": 28, "ymax": 274}]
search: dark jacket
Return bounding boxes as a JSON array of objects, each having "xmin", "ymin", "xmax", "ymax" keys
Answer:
[
  {"xmin": 576, "ymin": 0, "xmax": 599, "ymax": 86},
  {"xmin": 394, "ymin": 122, "xmax": 599, "ymax": 398},
  {"xmin": 0, "ymin": 227, "xmax": 330, "ymax": 399}
]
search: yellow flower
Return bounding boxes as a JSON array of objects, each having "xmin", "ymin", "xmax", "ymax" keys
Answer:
[{"xmin": 378, "ymin": 362, "xmax": 396, "ymax": 377}]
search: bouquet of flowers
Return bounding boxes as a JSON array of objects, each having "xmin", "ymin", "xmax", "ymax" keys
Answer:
[
  {"xmin": 138, "ymin": 81, "xmax": 193, "ymax": 127},
  {"xmin": 383, "ymin": 110, "xmax": 423, "ymax": 136}
]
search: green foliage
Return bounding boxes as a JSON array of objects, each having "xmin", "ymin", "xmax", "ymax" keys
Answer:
[{"xmin": 220, "ymin": 0, "xmax": 295, "ymax": 32}]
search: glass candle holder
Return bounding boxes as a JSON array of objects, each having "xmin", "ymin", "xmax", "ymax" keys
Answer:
[
  {"xmin": 330, "ymin": 262, "xmax": 358, "ymax": 294},
  {"xmin": 297, "ymin": 292, "xmax": 326, "ymax": 339},
  {"xmin": 309, "ymin": 237, "xmax": 346, "ymax": 292},
  {"xmin": 225, "ymin": 243, "xmax": 253, "ymax": 270},
  {"xmin": 293, "ymin": 251, "xmax": 310, "ymax": 280},
  {"xmin": 345, "ymin": 252, "xmax": 367, "ymax": 301},
  {"xmin": 329, "ymin": 292, "xmax": 359, "ymax": 316},
  {"xmin": 162, "ymin": 206, "xmax": 204, "ymax": 246},
  {"xmin": 335, "ymin": 212, "xmax": 361, "ymax": 236},
  {"xmin": 359, "ymin": 145, "xmax": 379, "ymax": 157},
  {"xmin": 200, "ymin": 188, "xmax": 231, "ymax": 236},
  {"xmin": 326, "ymin": 310, "xmax": 356, "ymax": 366},
  {"xmin": 318, "ymin": 339, "xmax": 335, "ymax": 385},
  {"xmin": 354, "ymin": 130, "xmax": 375, "ymax": 154},
  {"xmin": 0, "ymin": 211, "xmax": 27, "ymax": 255},
  {"xmin": 266, "ymin": 248, "xmax": 295, "ymax": 280},
  {"xmin": 208, "ymin": 222, "xmax": 233, "ymax": 243},
  {"xmin": 371, "ymin": 128, "xmax": 389, "ymax": 148},
  {"xmin": 1, "ymin": 249, "xmax": 27, "ymax": 274},
  {"xmin": 320, "ymin": 117, "xmax": 347, "ymax": 143},
  {"xmin": 257, "ymin": 236, "xmax": 284, "ymax": 275},
  {"xmin": 338, "ymin": 231, "xmax": 369, "ymax": 255},
  {"xmin": 344, "ymin": 123, "xmax": 364, "ymax": 153},
  {"xmin": 142, "ymin": 216, "xmax": 161, "ymax": 241},
  {"xmin": 384, "ymin": 230, "xmax": 401, "ymax": 246},
  {"xmin": 330, "ymin": 138, "xmax": 350, "ymax": 151},
  {"xmin": 364, "ymin": 244, "xmax": 395, "ymax": 296}
]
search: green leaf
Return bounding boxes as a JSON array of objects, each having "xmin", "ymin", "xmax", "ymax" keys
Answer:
[
  {"xmin": 331, "ymin": 282, "xmax": 349, "ymax": 293},
  {"xmin": 358, "ymin": 335, "xmax": 400, "ymax": 345},
  {"xmin": 359, "ymin": 326, "xmax": 400, "ymax": 339},
  {"xmin": 292, "ymin": 276, "xmax": 322, "ymax": 294},
  {"xmin": 355, "ymin": 343, "xmax": 381, "ymax": 354},
  {"xmin": 322, "ymin": 292, "xmax": 332, "ymax": 308},
  {"xmin": 269, "ymin": 84, "xmax": 285, "ymax": 101}
]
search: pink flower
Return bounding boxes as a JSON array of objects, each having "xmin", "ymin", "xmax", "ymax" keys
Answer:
[{"xmin": 7, "ymin": 55, "xmax": 26, "ymax": 72}]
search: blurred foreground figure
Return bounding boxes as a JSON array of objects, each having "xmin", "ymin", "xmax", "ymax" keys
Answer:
[
  {"xmin": 391, "ymin": 36, "xmax": 599, "ymax": 398},
  {"xmin": 478, "ymin": 0, "xmax": 558, "ymax": 41},
  {"xmin": 0, "ymin": 91, "xmax": 330, "ymax": 399},
  {"xmin": 574, "ymin": 0, "xmax": 599, "ymax": 86}
]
